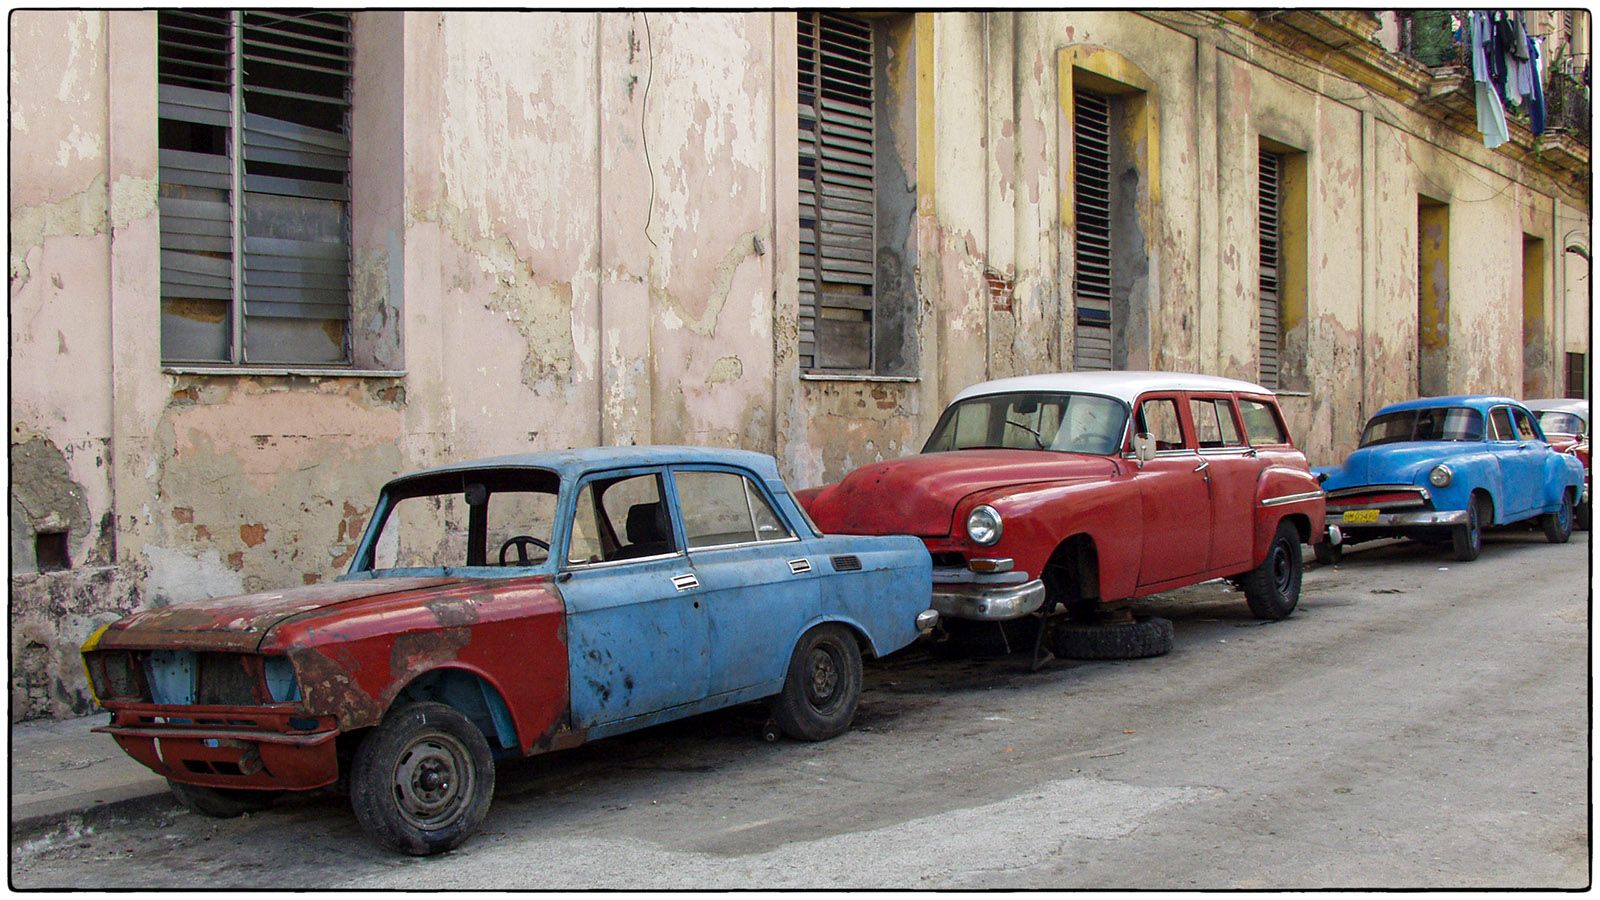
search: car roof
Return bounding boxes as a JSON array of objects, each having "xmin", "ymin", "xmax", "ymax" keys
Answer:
[
  {"xmin": 950, "ymin": 371, "xmax": 1274, "ymax": 406},
  {"xmin": 1523, "ymin": 398, "xmax": 1589, "ymax": 419},
  {"xmin": 392, "ymin": 445, "xmax": 783, "ymax": 484},
  {"xmin": 1372, "ymin": 395, "xmax": 1525, "ymax": 416}
]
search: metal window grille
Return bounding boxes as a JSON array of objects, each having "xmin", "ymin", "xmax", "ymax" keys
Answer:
[
  {"xmin": 798, "ymin": 12, "xmax": 876, "ymax": 371},
  {"xmin": 1567, "ymin": 352, "xmax": 1587, "ymax": 399},
  {"xmin": 158, "ymin": 10, "xmax": 353, "ymax": 366},
  {"xmin": 1072, "ymin": 88, "xmax": 1114, "ymax": 372},
  {"xmin": 1258, "ymin": 149, "xmax": 1283, "ymax": 390}
]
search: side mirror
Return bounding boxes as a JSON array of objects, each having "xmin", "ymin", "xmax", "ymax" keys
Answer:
[{"xmin": 1132, "ymin": 433, "xmax": 1157, "ymax": 463}]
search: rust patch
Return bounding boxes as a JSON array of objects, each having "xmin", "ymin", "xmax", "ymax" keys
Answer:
[
  {"xmin": 194, "ymin": 524, "xmax": 211, "ymax": 541},
  {"xmin": 303, "ymin": 573, "xmax": 322, "ymax": 585},
  {"xmin": 239, "ymin": 523, "xmax": 267, "ymax": 547},
  {"xmin": 226, "ymin": 551, "xmax": 245, "ymax": 570},
  {"xmin": 172, "ymin": 507, "xmax": 194, "ymax": 524},
  {"xmin": 292, "ymin": 646, "xmax": 383, "ymax": 729},
  {"xmin": 387, "ymin": 627, "xmax": 472, "ymax": 683},
  {"xmin": 424, "ymin": 593, "xmax": 484, "ymax": 628}
]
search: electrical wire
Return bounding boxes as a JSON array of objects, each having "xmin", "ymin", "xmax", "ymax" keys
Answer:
[{"xmin": 641, "ymin": 12, "xmax": 659, "ymax": 249}]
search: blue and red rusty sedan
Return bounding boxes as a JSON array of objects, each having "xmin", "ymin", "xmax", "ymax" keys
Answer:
[{"xmin": 81, "ymin": 447, "xmax": 935, "ymax": 855}]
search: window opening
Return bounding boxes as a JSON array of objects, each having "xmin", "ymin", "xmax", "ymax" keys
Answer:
[{"xmin": 1072, "ymin": 87, "xmax": 1114, "ymax": 372}]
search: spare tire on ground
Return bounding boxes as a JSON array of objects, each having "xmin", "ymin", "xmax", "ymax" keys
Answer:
[{"xmin": 1051, "ymin": 615, "xmax": 1174, "ymax": 660}]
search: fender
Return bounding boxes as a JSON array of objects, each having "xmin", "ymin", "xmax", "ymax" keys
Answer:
[
  {"xmin": 1253, "ymin": 464, "xmax": 1326, "ymax": 565},
  {"xmin": 788, "ymin": 612, "xmax": 886, "ymax": 661},
  {"xmin": 956, "ymin": 474, "xmax": 1145, "ymax": 602}
]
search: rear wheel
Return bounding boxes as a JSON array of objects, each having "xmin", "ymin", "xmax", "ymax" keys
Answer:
[
  {"xmin": 1541, "ymin": 490, "xmax": 1574, "ymax": 544},
  {"xmin": 1577, "ymin": 498, "xmax": 1591, "ymax": 531},
  {"xmin": 1240, "ymin": 520, "xmax": 1303, "ymax": 620},
  {"xmin": 1452, "ymin": 495, "xmax": 1486, "ymax": 561},
  {"xmin": 167, "ymin": 780, "xmax": 280, "ymax": 818},
  {"xmin": 771, "ymin": 623, "xmax": 863, "ymax": 741}
]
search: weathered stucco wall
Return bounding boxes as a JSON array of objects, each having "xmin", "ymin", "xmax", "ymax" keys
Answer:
[{"xmin": 9, "ymin": 10, "xmax": 1591, "ymax": 719}]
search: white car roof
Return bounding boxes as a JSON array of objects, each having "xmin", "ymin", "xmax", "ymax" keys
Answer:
[
  {"xmin": 951, "ymin": 371, "xmax": 1274, "ymax": 406},
  {"xmin": 1523, "ymin": 398, "xmax": 1589, "ymax": 420}
]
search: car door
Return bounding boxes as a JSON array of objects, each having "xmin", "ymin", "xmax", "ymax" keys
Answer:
[
  {"xmin": 558, "ymin": 467, "xmax": 710, "ymax": 728},
  {"xmin": 1510, "ymin": 405, "xmax": 1554, "ymax": 515},
  {"xmin": 1190, "ymin": 394, "xmax": 1262, "ymax": 573},
  {"xmin": 1486, "ymin": 405, "xmax": 1532, "ymax": 521},
  {"xmin": 1131, "ymin": 394, "xmax": 1213, "ymax": 586},
  {"xmin": 670, "ymin": 466, "xmax": 819, "ymax": 698}
]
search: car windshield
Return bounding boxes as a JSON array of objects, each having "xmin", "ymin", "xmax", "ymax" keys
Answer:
[
  {"xmin": 359, "ymin": 468, "xmax": 561, "ymax": 573},
  {"xmin": 1536, "ymin": 410, "xmax": 1585, "ymax": 436},
  {"xmin": 1359, "ymin": 407, "xmax": 1484, "ymax": 447},
  {"xmin": 922, "ymin": 392, "xmax": 1127, "ymax": 455}
]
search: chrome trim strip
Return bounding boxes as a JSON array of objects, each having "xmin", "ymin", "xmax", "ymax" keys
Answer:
[
  {"xmin": 1260, "ymin": 490, "xmax": 1325, "ymax": 507},
  {"xmin": 564, "ymin": 550, "xmax": 684, "ymax": 571},
  {"xmin": 931, "ymin": 566, "xmax": 1029, "ymax": 586},
  {"xmin": 1324, "ymin": 484, "xmax": 1426, "ymax": 499},
  {"xmin": 686, "ymin": 535, "xmax": 803, "ymax": 554}
]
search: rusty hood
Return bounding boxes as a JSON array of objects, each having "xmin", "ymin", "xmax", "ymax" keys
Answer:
[
  {"xmin": 803, "ymin": 449, "xmax": 1118, "ymax": 537},
  {"xmin": 94, "ymin": 576, "xmax": 466, "ymax": 653}
]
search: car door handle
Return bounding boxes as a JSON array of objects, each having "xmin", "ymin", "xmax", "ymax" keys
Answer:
[
  {"xmin": 1194, "ymin": 460, "xmax": 1210, "ymax": 473},
  {"xmin": 787, "ymin": 558, "xmax": 812, "ymax": 575},
  {"xmin": 671, "ymin": 573, "xmax": 699, "ymax": 592}
]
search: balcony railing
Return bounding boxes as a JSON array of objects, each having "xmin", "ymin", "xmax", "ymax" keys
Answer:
[{"xmin": 1544, "ymin": 71, "xmax": 1592, "ymax": 144}]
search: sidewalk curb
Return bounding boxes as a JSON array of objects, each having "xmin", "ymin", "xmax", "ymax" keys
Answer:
[{"xmin": 12, "ymin": 786, "xmax": 178, "ymax": 840}]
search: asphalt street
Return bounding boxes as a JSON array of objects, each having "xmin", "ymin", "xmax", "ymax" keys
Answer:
[{"xmin": 10, "ymin": 530, "xmax": 1590, "ymax": 889}]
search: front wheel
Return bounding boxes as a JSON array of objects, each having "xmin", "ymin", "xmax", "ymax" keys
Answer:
[
  {"xmin": 1541, "ymin": 490, "xmax": 1574, "ymax": 544},
  {"xmin": 1240, "ymin": 520, "xmax": 1303, "ymax": 620},
  {"xmin": 350, "ymin": 702, "xmax": 495, "ymax": 856},
  {"xmin": 771, "ymin": 623, "xmax": 863, "ymax": 741},
  {"xmin": 1452, "ymin": 496, "xmax": 1485, "ymax": 561}
]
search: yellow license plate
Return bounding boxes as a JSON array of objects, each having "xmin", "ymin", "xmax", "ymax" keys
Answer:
[{"xmin": 1342, "ymin": 509, "xmax": 1380, "ymax": 525}]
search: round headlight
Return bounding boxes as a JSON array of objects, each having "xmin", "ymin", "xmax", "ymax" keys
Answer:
[
  {"xmin": 1429, "ymin": 464, "xmax": 1453, "ymax": 487},
  {"xmin": 966, "ymin": 505, "xmax": 1003, "ymax": 546}
]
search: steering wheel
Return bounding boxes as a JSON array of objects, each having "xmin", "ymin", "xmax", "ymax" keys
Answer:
[{"xmin": 498, "ymin": 535, "xmax": 550, "ymax": 566}]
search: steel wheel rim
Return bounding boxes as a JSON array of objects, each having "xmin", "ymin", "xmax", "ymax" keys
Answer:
[
  {"xmin": 1560, "ymin": 497, "xmax": 1572, "ymax": 531},
  {"xmin": 1272, "ymin": 540, "xmax": 1294, "ymax": 595},
  {"xmin": 805, "ymin": 645, "xmax": 842, "ymax": 711},
  {"xmin": 1469, "ymin": 504, "xmax": 1481, "ymax": 549},
  {"xmin": 391, "ymin": 731, "xmax": 474, "ymax": 831}
]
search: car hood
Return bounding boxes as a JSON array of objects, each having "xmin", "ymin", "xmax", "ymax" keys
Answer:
[
  {"xmin": 92, "ymin": 576, "xmax": 467, "ymax": 653},
  {"xmin": 802, "ymin": 449, "xmax": 1118, "ymax": 537},
  {"xmin": 1317, "ymin": 441, "xmax": 1477, "ymax": 490}
]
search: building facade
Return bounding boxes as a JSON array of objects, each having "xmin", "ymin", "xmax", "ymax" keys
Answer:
[{"xmin": 9, "ymin": 10, "xmax": 1591, "ymax": 718}]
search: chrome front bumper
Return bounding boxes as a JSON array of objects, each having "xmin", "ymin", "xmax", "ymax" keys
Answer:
[
  {"xmin": 931, "ymin": 578, "xmax": 1046, "ymax": 621},
  {"xmin": 1336, "ymin": 509, "xmax": 1469, "ymax": 529}
]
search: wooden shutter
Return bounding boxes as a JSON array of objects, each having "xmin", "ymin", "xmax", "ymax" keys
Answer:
[
  {"xmin": 1258, "ymin": 149, "xmax": 1282, "ymax": 390},
  {"xmin": 1567, "ymin": 352, "xmax": 1587, "ymax": 399},
  {"xmin": 1072, "ymin": 88, "xmax": 1113, "ymax": 372},
  {"xmin": 798, "ymin": 12, "xmax": 875, "ymax": 371}
]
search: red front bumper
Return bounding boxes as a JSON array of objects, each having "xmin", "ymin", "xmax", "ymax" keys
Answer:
[{"xmin": 95, "ymin": 707, "xmax": 340, "ymax": 791}]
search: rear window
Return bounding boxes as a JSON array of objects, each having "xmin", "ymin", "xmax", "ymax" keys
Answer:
[{"xmin": 1239, "ymin": 399, "xmax": 1289, "ymax": 446}]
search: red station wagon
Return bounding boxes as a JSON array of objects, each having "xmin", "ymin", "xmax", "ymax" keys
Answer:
[{"xmin": 798, "ymin": 372, "xmax": 1329, "ymax": 661}]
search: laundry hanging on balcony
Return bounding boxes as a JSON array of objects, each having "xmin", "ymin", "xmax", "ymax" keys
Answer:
[{"xmin": 1469, "ymin": 11, "xmax": 1510, "ymax": 148}]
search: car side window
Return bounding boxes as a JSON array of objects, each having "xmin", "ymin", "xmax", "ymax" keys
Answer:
[
  {"xmin": 1135, "ymin": 398, "xmax": 1186, "ymax": 451},
  {"xmin": 1489, "ymin": 407, "xmax": 1515, "ymax": 441},
  {"xmin": 1238, "ymin": 399, "xmax": 1289, "ymax": 446},
  {"xmin": 674, "ymin": 470, "xmax": 793, "ymax": 549},
  {"xmin": 1190, "ymin": 399, "xmax": 1243, "ymax": 449},
  {"xmin": 1512, "ymin": 408, "xmax": 1541, "ymax": 441},
  {"xmin": 567, "ymin": 472, "xmax": 678, "ymax": 566}
]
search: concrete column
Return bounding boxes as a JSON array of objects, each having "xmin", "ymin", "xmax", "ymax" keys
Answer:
[
  {"xmin": 1359, "ymin": 108, "xmax": 1377, "ymax": 420},
  {"xmin": 1196, "ymin": 38, "xmax": 1220, "ymax": 373}
]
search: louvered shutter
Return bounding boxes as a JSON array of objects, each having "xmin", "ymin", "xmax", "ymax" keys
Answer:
[
  {"xmin": 798, "ymin": 12, "xmax": 876, "ymax": 371},
  {"xmin": 1072, "ymin": 88, "xmax": 1113, "ymax": 372},
  {"xmin": 157, "ymin": 10, "xmax": 352, "ymax": 365},
  {"xmin": 1567, "ymin": 353, "xmax": 1586, "ymax": 399},
  {"xmin": 1258, "ymin": 150, "xmax": 1282, "ymax": 389}
]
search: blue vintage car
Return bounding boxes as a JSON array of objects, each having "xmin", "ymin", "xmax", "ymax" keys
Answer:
[
  {"xmin": 1313, "ymin": 396, "xmax": 1586, "ymax": 563},
  {"xmin": 83, "ymin": 446, "xmax": 936, "ymax": 854}
]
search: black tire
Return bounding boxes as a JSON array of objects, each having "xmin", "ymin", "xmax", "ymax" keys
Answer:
[
  {"xmin": 1541, "ymin": 490, "xmax": 1575, "ymax": 544},
  {"xmin": 771, "ymin": 623, "xmax": 863, "ymax": 741},
  {"xmin": 1051, "ymin": 615, "xmax": 1174, "ymax": 660},
  {"xmin": 167, "ymin": 780, "xmax": 280, "ymax": 818},
  {"xmin": 1577, "ymin": 498, "xmax": 1591, "ymax": 532},
  {"xmin": 1240, "ymin": 520, "xmax": 1303, "ymax": 620},
  {"xmin": 1312, "ymin": 540, "xmax": 1342, "ymax": 566},
  {"xmin": 350, "ymin": 702, "xmax": 495, "ymax": 856},
  {"xmin": 1452, "ymin": 495, "xmax": 1485, "ymax": 562}
]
